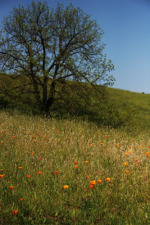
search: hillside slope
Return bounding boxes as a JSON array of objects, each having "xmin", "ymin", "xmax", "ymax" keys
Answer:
[
  {"xmin": 107, "ymin": 87, "xmax": 150, "ymax": 130},
  {"xmin": 0, "ymin": 74, "xmax": 150, "ymax": 130}
]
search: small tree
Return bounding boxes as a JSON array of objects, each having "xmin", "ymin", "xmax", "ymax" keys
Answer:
[{"xmin": 0, "ymin": 1, "xmax": 114, "ymax": 114}]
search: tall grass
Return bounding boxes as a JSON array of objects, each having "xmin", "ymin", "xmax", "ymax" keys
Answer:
[{"xmin": 0, "ymin": 111, "xmax": 149, "ymax": 224}]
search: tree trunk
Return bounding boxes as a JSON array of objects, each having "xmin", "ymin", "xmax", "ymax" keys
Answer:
[{"xmin": 43, "ymin": 79, "xmax": 56, "ymax": 116}]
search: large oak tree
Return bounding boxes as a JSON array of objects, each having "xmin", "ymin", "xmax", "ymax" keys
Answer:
[{"xmin": 0, "ymin": 1, "xmax": 114, "ymax": 114}]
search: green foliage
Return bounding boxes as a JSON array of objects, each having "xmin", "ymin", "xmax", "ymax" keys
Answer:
[{"xmin": 0, "ymin": 1, "xmax": 114, "ymax": 113}]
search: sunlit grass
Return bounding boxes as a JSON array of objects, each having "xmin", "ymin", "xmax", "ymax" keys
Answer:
[{"xmin": 0, "ymin": 111, "xmax": 149, "ymax": 224}]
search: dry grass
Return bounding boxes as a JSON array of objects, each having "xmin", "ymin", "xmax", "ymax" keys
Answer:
[{"xmin": 0, "ymin": 111, "xmax": 149, "ymax": 224}]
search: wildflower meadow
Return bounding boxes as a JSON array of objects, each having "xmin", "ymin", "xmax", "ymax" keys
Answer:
[{"xmin": 0, "ymin": 111, "xmax": 149, "ymax": 224}]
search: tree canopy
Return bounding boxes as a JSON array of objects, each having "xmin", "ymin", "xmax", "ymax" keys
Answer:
[{"xmin": 0, "ymin": 1, "xmax": 114, "ymax": 114}]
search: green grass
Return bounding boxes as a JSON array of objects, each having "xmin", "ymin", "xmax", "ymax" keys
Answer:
[
  {"xmin": 1, "ymin": 73, "xmax": 150, "ymax": 130},
  {"xmin": 107, "ymin": 87, "xmax": 150, "ymax": 130},
  {"xmin": 0, "ymin": 111, "xmax": 149, "ymax": 224}
]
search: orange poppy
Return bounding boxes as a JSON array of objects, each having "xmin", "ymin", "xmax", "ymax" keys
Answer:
[
  {"xmin": 27, "ymin": 175, "xmax": 30, "ymax": 178},
  {"xmin": 74, "ymin": 161, "xmax": 77, "ymax": 165},
  {"xmin": 89, "ymin": 185, "xmax": 94, "ymax": 189},
  {"xmin": 0, "ymin": 175, "xmax": 4, "ymax": 178},
  {"xmin": 18, "ymin": 167, "xmax": 22, "ymax": 170},
  {"xmin": 90, "ymin": 180, "xmax": 96, "ymax": 186},
  {"xmin": 105, "ymin": 178, "xmax": 110, "ymax": 182},
  {"xmin": 64, "ymin": 185, "xmax": 69, "ymax": 189},
  {"xmin": 20, "ymin": 198, "xmax": 23, "ymax": 201},
  {"xmin": 12, "ymin": 210, "xmax": 18, "ymax": 215},
  {"xmin": 37, "ymin": 171, "xmax": 42, "ymax": 175},
  {"xmin": 97, "ymin": 180, "xmax": 102, "ymax": 184},
  {"xmin": 55, "ymin": 171, "xmax": 59, "ymax": 174},
  {"xmin": 9, "ymin": 186, "xmax": 13, "ymax": 190}
]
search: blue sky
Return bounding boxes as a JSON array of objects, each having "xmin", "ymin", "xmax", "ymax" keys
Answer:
[{"xmin": 0, "ymin": 0, "xmax": 150, "ymax": 93}]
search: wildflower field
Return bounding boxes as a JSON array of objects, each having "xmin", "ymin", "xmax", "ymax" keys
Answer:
[{"xmin": 0, "ymin": 111, "xmax": 149, "ymax": 224}]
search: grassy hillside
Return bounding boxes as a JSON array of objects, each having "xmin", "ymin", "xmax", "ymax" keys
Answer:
[
  {"xmin": 107, "ymin": 87, "xmax": 150, "ymax": 130},
  {"xmin": 0, "ymin": 111, "xmax": 149, "ymax": 224},
  {"xmin": 1, "ymin": 73, "xmax": 150, "ymax": 130}
]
